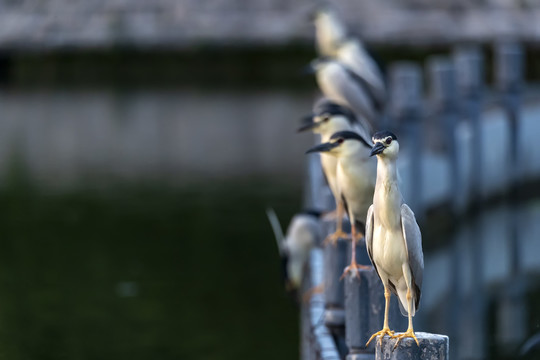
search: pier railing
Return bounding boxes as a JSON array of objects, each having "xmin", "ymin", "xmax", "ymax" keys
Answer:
[{"xmin": 300, "ymin": 41, "xmax": 536, "ymax": 360}]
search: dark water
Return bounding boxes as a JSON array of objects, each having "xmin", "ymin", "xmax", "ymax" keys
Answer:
[{"xmin": 0, "ymin": 180, "xmax": 302, "ymax": 360}]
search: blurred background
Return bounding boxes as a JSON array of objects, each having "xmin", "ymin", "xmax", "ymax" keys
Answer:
[{"xmin": 0, "ymin": 1, "xmax": 539, "ymax": 360}]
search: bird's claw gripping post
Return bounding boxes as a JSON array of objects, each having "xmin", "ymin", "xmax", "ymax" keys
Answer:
[
  {"xmin": 340, "ymin": 260, "xmax": 370, "ymax": 280},
  {"xmin": 391, "ymin": 329, "xmax": 419, "ymax": 350},
  {"xmin": 366, "ymin": 328, "xmax": 395, "ymax": 348}
]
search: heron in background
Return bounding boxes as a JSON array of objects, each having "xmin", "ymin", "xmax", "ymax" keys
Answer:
[
  {"xmin": 311, "ymin": 4, "xmax": 386, "ymax": 119},
  {"xmin": 266, "ymin": 208, "xmax": 322, "ymax": 297},
  {"xmin": 312, "ymin": 4, "xmax": 347, "ymax": 57},
  {"xmin": 308, "ymin": 58, "xmax": 378, "ymax": 128},
  {"xmin": 306, "ymin": 131, "xmax": 376, "ymax": 277},
  {"xmin": 298, "ymin": 99, "xmax": 371, "ymax": 244},
  {"xmin": 365, "ymin": 131, "xmax": 424, "ymax": 349}
]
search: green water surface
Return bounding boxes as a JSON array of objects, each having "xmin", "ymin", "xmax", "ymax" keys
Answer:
[{"xmin": 0, "ymin": 180, "xmax": 302, "ymax": 360}]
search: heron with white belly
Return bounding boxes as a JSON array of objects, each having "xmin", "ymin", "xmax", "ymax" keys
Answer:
[
  {"xmin": 365, "ymin": 131, "xmax": 424, "ymax": 349},
  {"xmin": 298, "ymin": 100, "xmax": 371, "ymax": 244},
  {"xmin": 311, "ymin": 5, "xmax": 386, "ymax": 116},
  {"xmin": 306, "ymin": 131, "xmax": 376, "ymax": 277}
]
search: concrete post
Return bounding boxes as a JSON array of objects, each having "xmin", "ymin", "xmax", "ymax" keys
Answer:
[
  {"xmin": 389, "ymin": 62, "xmax": 424, "ymax": 218},
  {"xmin": 345, "ymin": 269, "xmax": 382, "ymax": 360},
  {"xmin": 345, "ymin": 267, "xmax": 409, "ymax": 359},
  {"xmin": 323, "ymin": 236, "xmax": 348, "ymax": 327},
  {"xmin": 376, "ymin": 333, "xmax": 449, "ymax": 360},
  {"xmin": 495, "ymin": 41, "xmax": 523, "ymax": 187},
  {"xmin": 453, "ymin": 45, "xmax": 484, "ymax": 202},
  {"xmin": 427, "ymin": 56, "xmax": 463, "ymax": 212},
  {"xmin": 494, "ymin": 43, "xmax": 524, "ymax": 317}
]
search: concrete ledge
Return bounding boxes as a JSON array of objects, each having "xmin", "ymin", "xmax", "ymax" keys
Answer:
[{"xmin": 375, "ymin": 332, "xmax": 449, "ymax": 360}]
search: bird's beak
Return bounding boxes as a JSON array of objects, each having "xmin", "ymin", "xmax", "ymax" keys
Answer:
[
  {"xmin": 306, "ymin": 142, "xmax": 339, "ymax": 154},
  {"xmin": 297, "ymin": 115, "xmax": 319, "ymax": 132},
  {"xmin": 370, "ymin": 142, "xmax": 385, "ymax": 157}
]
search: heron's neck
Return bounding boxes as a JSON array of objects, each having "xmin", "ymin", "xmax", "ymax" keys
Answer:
[
  {"xmin": 376, "ymin": 157, "xmax": 397, "ymax": 184},
  {"xmin": 374, "ymin": 157, "xmax": 401, "ymax": 218}
]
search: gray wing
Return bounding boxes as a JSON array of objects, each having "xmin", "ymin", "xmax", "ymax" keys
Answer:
[
  {"xmin": 338, "ymin": 42, "xmax": 386, "ymax": 108},
  {"xmin": 400, "ymin": 204, "xmax": 424, "ymax": 310},
  {"xmin": 344, "ymin": 67, "xmax": 384, "ymax": 113},
  {"xmin": 351, "ymin": 120, "xmax": 374, "ymax": 149},
  {"xmin": 320, "ymin": 63, "xmax": 376, "ymax": 128},
  {"xmin": 365, "ymin": 205, "xmax": 377, "ymax": 273}
]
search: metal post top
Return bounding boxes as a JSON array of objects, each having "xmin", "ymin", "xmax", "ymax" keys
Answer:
[
  {"xmin": 427, "ymin": 56, "xmax": 457, "ymax": 108},
  {"xmin": 376, "ymin": 332, "xmax": 449, "ymax": 360},
  {"xmin": 389, "ymin": 62, "xmax": 423, "ymax": 118},
  {"xmin": 453, "ymin": 45, "xmax": 484, "ymax": 96},
  {"xmin": 494, "ymin": 41, "xmax": 524, "ymax": 91}
]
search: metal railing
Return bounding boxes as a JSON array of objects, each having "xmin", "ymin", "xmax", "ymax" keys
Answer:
[{"xmin": 300, "ymin": 41, "xmax": 537, "ymax": 360}]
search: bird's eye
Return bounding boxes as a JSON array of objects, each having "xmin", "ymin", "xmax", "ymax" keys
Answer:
[
  {"xmin": 385, "ymin": 137, "xmax": 392, "ymax": 145},
  {"xmin": 337, "ymin": 138, "xmax": 344, "ymax": 144},
  {"xmin": 322, "ymin": 114, "xmax": 330, "ymax": 122}
]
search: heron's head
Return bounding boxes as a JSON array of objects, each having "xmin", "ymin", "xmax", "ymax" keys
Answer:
[
  {"xmin": 311, "ymin": 4, "xmax": 347, "ymax": 56},
  {"xmin": 297, "ymin": 101, "xmax": 355, "ymax": 135},
  {"xmin": 306, "ymin": 130, "xmax": 371, "ymax": 158},
  {"xmin": 370, "ymin": 131, "xmax": 399, "ymax": 159}
]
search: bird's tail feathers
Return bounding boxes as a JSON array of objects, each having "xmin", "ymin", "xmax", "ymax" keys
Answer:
[{"xmin": 396, "ymin": 288, "xmax": 417, "ymax": 317}]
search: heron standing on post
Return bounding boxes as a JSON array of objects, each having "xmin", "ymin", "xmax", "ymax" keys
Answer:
[
  {"xmin": 365, "ymin": 131, "xmax": 424, "ymax": 349},
  {"xmin": 311, "ymin": 5, "xmax": 386, "ymax": 120},
  {"xmin": 306, "ymin": 131, "xmax": 376, "ymax": 277},
  {"xmin": 308, "ymin": 58, "xmax": 379, "ymax": 127},
  {"xmin": 298, "ymin": 100, "xmax": 371, "ymax": 244}
]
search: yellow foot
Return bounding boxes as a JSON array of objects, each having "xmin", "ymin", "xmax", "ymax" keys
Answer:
[
  {"xmin": 391, "ymin": 329, "xmax": 419, "ymax": 350},
  {"xmin": 301, "ymin": 284, "xmax": 324, "ymax": 303},
  {"xmin": 340, "ymin": 261, "xmax": 371, "ymax": 280},
  {"xmin": 323, "ymin": 230, "xmax": 351, "ymax": 246},
  {"xmin": 366, "ymin": 327, "xmax": 395, "ymax": 347}
]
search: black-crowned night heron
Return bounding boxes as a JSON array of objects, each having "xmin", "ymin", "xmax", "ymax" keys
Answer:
[
  {"xmin": 298, "ymin": 100, "xmax": 372, "ymax": 244},
  {"xmin": 308, "ymin": 58, "xmax": 378, "ymax": 127},
  {"xmin": 306, "ymin": 131, "xmax": 376, "ymax": 277},
  {"xmin": 311, "ymin": 5, "xmax": 386, "ymax": 113},
  {"xmin": 266, "ymin": 208, "xmax": 322, "ymax": 296},
  {"xmin": 365, "ymin": 131, "xmax": 424, "ymax": 349},
  {"xmin": 311, "ymin": 5, "xmax": 347, "ymax": 57},
  {"xmin": 335, "ymin": 39, "xmax": 386, "ymax": 109}
]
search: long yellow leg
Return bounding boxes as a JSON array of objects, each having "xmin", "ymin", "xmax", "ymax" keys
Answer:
[
  {"xmin": 391, "ymin": 287, "xmax": 419, "ymax": 349},
  {"xmin": 341, "ymin": 222, "xmax": 371, "ymax": 279},
  {"xmin": 324, "ymin": 201, "xmax": 350, "ymax": 245},
  {"xmin": 366, "ymin": 286, "xmax": 395, "ymax": 346}
]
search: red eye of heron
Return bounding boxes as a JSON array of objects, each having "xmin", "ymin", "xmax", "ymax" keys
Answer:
[
  {"xmin": 337, "ymin": 138, "xmax": 344, "ymax": 144},
  {"xmin": 385, "ymin": 137, "xmax": 392, "ymax": 145}
]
